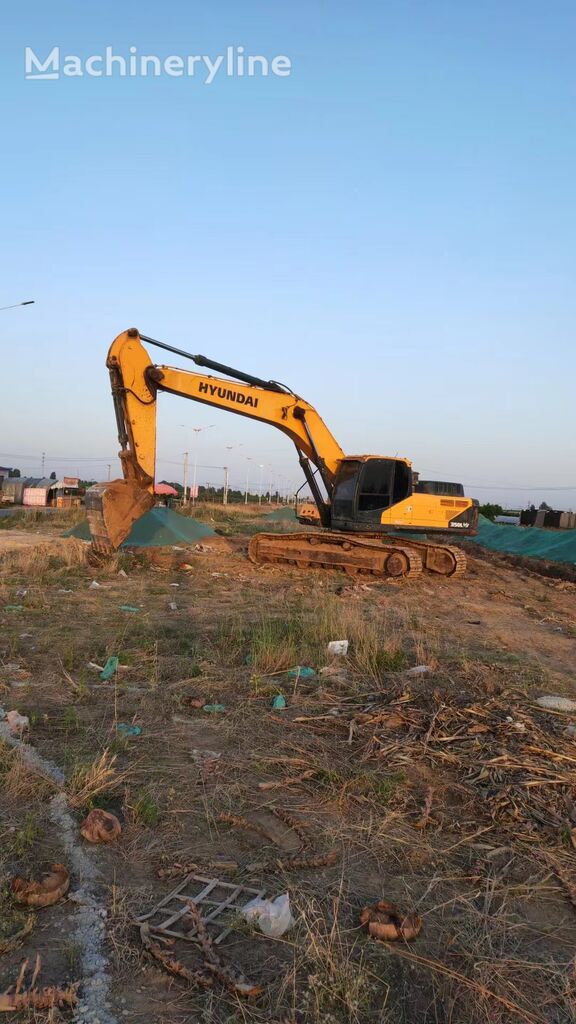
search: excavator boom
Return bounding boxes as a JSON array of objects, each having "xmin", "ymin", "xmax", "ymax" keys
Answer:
[{"xmin": 87, "ymin": 328, "xmax": 476, "ymax": 579}]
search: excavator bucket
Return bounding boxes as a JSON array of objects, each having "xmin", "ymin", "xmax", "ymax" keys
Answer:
[{"xmin": 85, "ymin": 479, "xmax": 155, "ymax": 552}]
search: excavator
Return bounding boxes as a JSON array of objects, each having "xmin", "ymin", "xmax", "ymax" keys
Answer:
[{"xmin": 86, "ymin": 329, "xmax": 478, "ymax": 580}]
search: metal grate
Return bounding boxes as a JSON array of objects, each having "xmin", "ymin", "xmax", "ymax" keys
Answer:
[{"xmin": 137, "ymin": 874, "xmax": 267, "ymax": 945}]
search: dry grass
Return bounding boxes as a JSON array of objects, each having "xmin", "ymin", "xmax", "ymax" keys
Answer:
[
  {"xmin": 66, "ymin": 749, "xmax": 132, "ymax": 808},
  {"xmin": 0, "ymin": 741, "xmax": 57, "ymax": 802}
]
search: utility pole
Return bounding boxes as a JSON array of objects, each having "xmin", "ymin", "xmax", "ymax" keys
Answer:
[
  {"xmin": 183, "ymin": 451, "xmax": 189, "ymax": 503},
  {"xmin": 107, "ymin": 464, "xmax": 111, "ymax": 481},
  {"xmin": 223, "ymin": 466, "xmax": 229, "ymax": 505},
  {"xmin": 244, "ymin": 457, "xmax": 252, "ymax": 504},
  {"xmin": 258, "ymin": 463, "xmax": 264, "ymax": 505},
  {"xmin": 41, "ymin": 451, "xmax": 46, "ymax": 477}
]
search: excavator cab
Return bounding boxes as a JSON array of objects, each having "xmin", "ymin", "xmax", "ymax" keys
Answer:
[{"xmin": 331, "ymin": 457, "xmax": 412, "ymax": 529}]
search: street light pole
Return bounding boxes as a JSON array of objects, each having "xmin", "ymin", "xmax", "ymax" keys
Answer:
[
  {"xmin": 244, "ymin": 457, "xmax": 252, "ymax": 504},
  {"xmin": 223, "ymin": 466, "xmax": 229, "ymax": 504},
  {"xmin": 258, "ymin": 464, "xmax": 264, "ymax": 505},
  {"xmin": 183, "ymin": 451, "xmax": 189, "ymax": 502},
  {"xmin": 0, "ymin": 300, "xmax": 34, "ymax": 312}
]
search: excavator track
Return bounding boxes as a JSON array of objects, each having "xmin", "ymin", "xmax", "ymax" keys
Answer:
[
  {"xmin": 248, "ymin": 531, "xmax": 423, "ymax": 580},
  {"xmin": 366, "ymin": 534, "xmax": 467, "ymax": 578}
]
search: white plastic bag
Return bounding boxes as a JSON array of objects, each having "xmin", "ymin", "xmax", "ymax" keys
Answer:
[{"xmin": 241, "ymin": 892, "xmax": 294, "ymax": 938}]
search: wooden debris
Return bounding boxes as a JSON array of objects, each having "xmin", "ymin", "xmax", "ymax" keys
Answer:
[
  {"xmin": 0, "ymin": 917, "xmax": 34, "ymax": 955},
  {"xmin": 360, "ymin": 900, "xmax": 422, "ymax": 942},
  {"xmin": 271, "ymin": 807, "xmax": 311, "ymax": 849},
  {"xmin": 247, "ymin": 850, "xmax": 338, "ymax": 873},
  {"xmin": 414, "ymin": 786, "xmax": 434, "ymax": 830},
  {"xmin": 0, "ymin": 954, "xmax": 79, "ymax": 1011},
  {"xmin": 217, "ymin": 811, "xmax": 269, "ymax": 840},
  {"xmin": 157, "ymin": 859, "xmax": 239, "ymax": 880},
  {"xmin": 258, "ymin": 769, "xmax": 316, "ymax": 791},
  {"xmin": 139, "ymin": 923, "xmax": 213, "ymax": 989}
]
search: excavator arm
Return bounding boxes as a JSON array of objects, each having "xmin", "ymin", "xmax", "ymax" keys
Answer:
[{"xmin": 86, "ymin": 328, "xmax": 345, "ymax": 550}]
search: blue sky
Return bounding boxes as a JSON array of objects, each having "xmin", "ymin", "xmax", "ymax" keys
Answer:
[{"xmin": 0, "ymin": 1, "xmax": 574, "ymax": 505}]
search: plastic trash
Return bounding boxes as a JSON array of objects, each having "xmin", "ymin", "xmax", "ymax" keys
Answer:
[
  {"xmin": 242, "ymin": 893, "xmax": 294, "ymax": 938},
  {"xmin": 536, "ymin": 695, "xmax": 576, "ymax": 712},
  {"xmin": 271, "ymin": 694, "xmax": 287, "ymax": 710},
  {"xmin": 168, "ymin": 601, "xmax": 178, "ymax": 611},
  {"xmin": 203, "ymin": 703, "xmax": 225, "ymax": 713},
  {"xmin": 119, "ymin": 604, "xmax": 140, "ymax": 613},
  {"xmin": 100, "ymin": 656, "xmax": 119, "ymax": 681},
  {"xmin": 16, "ymin": 589, "xmax": 27, "ymax": 598},
  {"xmin": 89, "ymin": 581, "xmax": 101, "ymax": 590},
  {"xmin": 116, "ymin": 723, "xmax": 142, "ymax": 737},
  {"xmin": 4, "ymin": 605, "xmax": 23, "ymax": 612},
  {"xmin": 406, "ymin": 665, "xmax": 432, "ymax": 676},
  {"xmin": 117, "ymin": 569, "xmax": 128, "ymax": 578},
  {"xmin": 6, "ymin": 710, "xmax": 29, "ymax": 735},
  {"xmin": 327, "ymin": 640, "xmax": 349, "ymax": 656},
  {"xmin": 287, "ymin": 666, "xmax": 315, "ymax": 679}
]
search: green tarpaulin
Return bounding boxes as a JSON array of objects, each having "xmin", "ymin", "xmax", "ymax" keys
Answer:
[
  {"xmin": 470, "ymin": 515, "xmax": 576, "ymax": 565},
  {"xmin": 65, "ymin": 506, "xmax": 215, "ymax": 547}
]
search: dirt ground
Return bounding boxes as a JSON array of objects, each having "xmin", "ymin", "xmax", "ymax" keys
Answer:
[{"xmin": 1, "ymin": 506, "xmax": 576, "ymax": 1023}]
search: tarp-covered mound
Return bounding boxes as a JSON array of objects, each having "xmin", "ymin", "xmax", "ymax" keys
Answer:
[
  {"xmin": 470, "ymin": 515, "xmax": 576, "ymax": 565},
  {"xmin": 65, "ymin": 506, "xmax": 216, "ymax": 547},
  {"xmin": 264, "ymin": 507, "xmax": 297, "ymax": 521}
]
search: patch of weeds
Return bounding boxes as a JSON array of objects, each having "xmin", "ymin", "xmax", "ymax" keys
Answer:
[
  {"xmin": 62, "ymin": 939, "xmax": 83, "ymax": 972},
  {"xmin": 66, "ymin": 749, "xmax": 129, "ymax": 809},
  {"xmin": 62, "ymin": 706, "xmax": 80, "ymax": 732},
  {"xmin": 131, "ymin": 788, "xmax": 160, "ymax": 826},
  {"xmin": 11, "ymin": 812, "xmax": 39, "ymax": 858}
]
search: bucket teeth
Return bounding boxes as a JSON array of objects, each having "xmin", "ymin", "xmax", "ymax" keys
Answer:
[{"xmin": 85, "ymin": 480, "xmax": 154, "ymax": 550}]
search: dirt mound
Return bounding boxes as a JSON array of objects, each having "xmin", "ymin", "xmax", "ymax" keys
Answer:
[{"xmin": 65, "ymin": 507, "xmax": 216, "ymax": 547}]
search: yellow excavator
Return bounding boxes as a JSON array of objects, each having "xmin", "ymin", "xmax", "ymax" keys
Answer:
[{"xmin": 86, "ymin": 329, "xmax": 478, "ymax": 580}]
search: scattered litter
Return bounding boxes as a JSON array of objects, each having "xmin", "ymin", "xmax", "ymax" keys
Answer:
[
  {"xmin": 15, "ymin": 588, "xmax": 27, "ymax": 598},
  {"xmin": 88, "ymin": 580, "xmax": 101, "ymax": 590},
  {"xmin": 181, "ymin": 696, "xmax": 205, "ymax": 709},
  {"xmin": 327, "ymin": 640, "xmax": 349, "ymax": 656},
  {"xmin": 168, "ymin": 601, "xmax": 178, "ymax": 611},
  {"xmin": 119, "ymin": 604, "xmax": 140, "ymax": 613},
  {"xmin": 505, "ymin": 717, "xmax": 527, "ymax": 733},
  {"xmin": 287, "ymin": 666, "xmax": 315, "ymax": 679},
  {"xmin": 271, "ymin": 694, "xmax": 287, "ymax": 710},
  {"xmin": 57, "ymin": 588, "xmax": 73, "ymax": 593},
  {"xmin": 406, "ymin": 665, "xmax": 433, "ymax": 676},
  {"xmin": 242, "ymin": 892, "xmax": 294, "ymax": 938},
  {"xmin": 203, "ymin": 703, "xmax": 225, "ymax": 713},
  {"xmin": 0, "ymin": 954, "xmax": 79, "ymax": 1012},
  {"xmin": 170, "ymin": 582, "xmax": 180, "ymax": 587},
  {"xmin": 117, "ymin": 568, "xmax": 128, "ymax": 578},
  {"xmin": 80, "ymin": 809, "xmax": 122, "ymax": 843},
  {"xmin": 6, "ymin": 710, "xmax": 29, "ymax": 735},
  {"xmin": 536, "ymin": 695, "xmax": 576, "ymax": 712},
  {"xmin": 87, "ymin": 661, "xmax": 104, "ymax": 672},
  {"xmin": 116, "ymin": 722, "xmax": 142, "ymax": 736},
  {"xmin": 191, "ymin": 748, "xmax": 222, "ymax": 764},
  {"xmin": 564, "ymin": 725, "xmax": 576, "ymax": 739},
  {"xmin": 100, "ymin": 656, "xmax": 119, "ymax": 681},
  {"xmin": 360, "ymin": 899, "xmax": 422, "ymax": 941},
  {"xmin": 137, "ymin": 873, "xmax": 267, "ymax": 946},
  {"xmin": 12, "ymin": 863, "xmax": 70, "ymax": 908},
  {"xmin": 4, "ymin": 605, "xmax": 23, "ymax": 612}
]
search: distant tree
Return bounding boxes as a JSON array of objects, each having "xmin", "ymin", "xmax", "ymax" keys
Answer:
[
  {"xmin": 49, "ymin": 471, "xmax": 57, "ymax": 480},
  {"xmin": 479, "ymin": 503, "xmax": 504, "ymax": 521},
  {"xmin": 8, "ymin": 468, "xmax": 20, "ymax": 478},
  {"xmin": 539, "ymin": 501, "xmax": 552, "ymax": 511}
]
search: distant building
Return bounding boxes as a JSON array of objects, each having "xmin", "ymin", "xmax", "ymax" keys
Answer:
[
  {"xmin": 49, "ymin": 477, "xmax": 83, "ymax": 507},
  {"xmin": 0, "ymin": 466, "xmax": 12, "ymax": 481},
  {"xmin": 22, "ymin": 478, "xmax": 54, "ymax": 506},
  {"xmin": 1, "ymin": 476, "xmax": 36, "ymax": 504}
]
